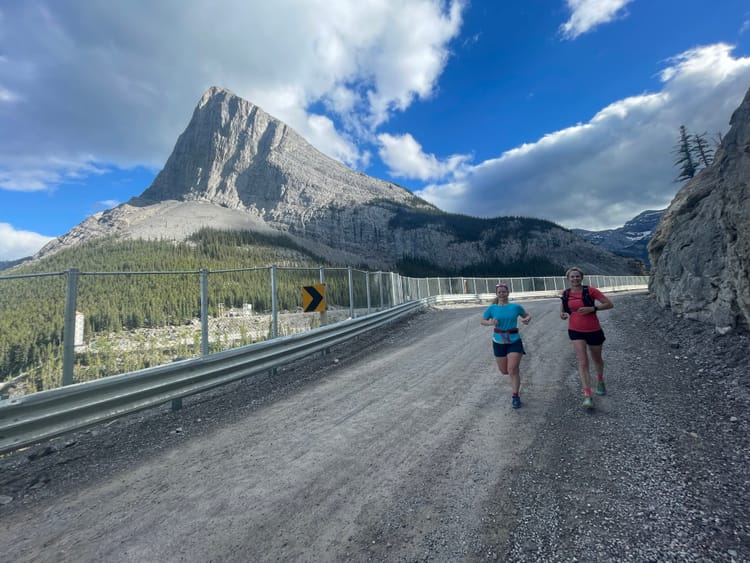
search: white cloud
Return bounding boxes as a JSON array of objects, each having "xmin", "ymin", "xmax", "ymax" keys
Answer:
[
  {"xmin": 378, "ymin": 133, "xmax": 471, "ymax": 181},
  {"xmin": 0, "ymin": 157, "xmax": 109, "ymax": 192},
  {"xmin": 0, "ymin": 223, "xmax": 55, "ymax": 261},
  {"xmin": 415, "ymin": 43, "xmax": 750, "ymax": 230},
  {"xmin": 96, "ymin": 199, "xmax": 120, "ymax": 209},
  {"xmin": 0, "ymin": 86, "xmax": 18, "ymax": 102},
  {"xmin": 560, "ymin": 0, "xmax": 634, "ymax": 40},
  {"xmin": 0, "ymin": 0, "xmax": 465, "ymax": 192}
]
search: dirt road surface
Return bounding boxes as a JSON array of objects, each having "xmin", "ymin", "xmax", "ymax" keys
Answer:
[{"xmin": 1, "ymin": 292, "xmax": 748, "ymax": 562}]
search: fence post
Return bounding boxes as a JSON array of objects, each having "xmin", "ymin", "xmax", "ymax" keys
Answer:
[
  {"xmin": 62, "ymin": 268, "xmax": 79, "ymax": 386},
  {"xmin": 366, "ymin": 272, "xmax": 371, "ymax": 314},
  {"xmin": 271, "ymin": 265, "xmax": 278, "ymax": 339},
  {"xmin": 319, "ymin": 266, "xmax": 327, "ymax": 326},
  {"xmin": 200, "ymin": 269, "xmax": 209, "ymax": 356},
  {"xmin": 379, "ymin": 271, "xmax": 384, "ymax": 309},
  {"xmin": 348, "ymin": 266, "xmax": 354, "ymax": 318}
]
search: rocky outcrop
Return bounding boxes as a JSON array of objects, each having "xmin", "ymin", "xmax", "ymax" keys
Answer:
[
  {"xmin": 36, "ymin": 87, "xmax": 640, "ymax": 275},
  {"xmin": 648, "ymin": 88, "xmax": 750, "ymax": 332}
]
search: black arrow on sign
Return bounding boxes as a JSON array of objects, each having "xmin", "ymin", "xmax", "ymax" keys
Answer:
[{"xmin": 303, "ymin": 285, "xmax": 324, "ymax": 312}]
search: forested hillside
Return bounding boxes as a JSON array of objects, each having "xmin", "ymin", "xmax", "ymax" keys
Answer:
[{"xmin": 0, "ymin": 230, "xmax": 338, "ymax": 392}]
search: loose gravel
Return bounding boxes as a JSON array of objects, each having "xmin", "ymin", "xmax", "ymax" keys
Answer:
[
  {"xmin": 504, "ymin": 292, "xmax": 750, "ymax": 562},
  {"xmin": 1, "ymin": 292, "xmax": 748, "ymax": 562}
]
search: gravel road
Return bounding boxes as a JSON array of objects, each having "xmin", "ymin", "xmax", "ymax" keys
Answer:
[{"xmin": 0, "ymin": 291, "xmax": 748, "ymax": 562}]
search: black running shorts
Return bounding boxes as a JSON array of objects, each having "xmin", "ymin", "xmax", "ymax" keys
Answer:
[{"xmin": 568, "ymin": 329, "xmax": 606, "ymax": 346}]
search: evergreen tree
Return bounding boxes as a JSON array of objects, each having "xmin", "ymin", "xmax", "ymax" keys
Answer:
[
  {"xmin": 673, "ymin": 125, "xmax": 697, "ymax": 182},
  {"xmin": 692, "ymin": 132, "xmax": 714, "ymax": 168}
]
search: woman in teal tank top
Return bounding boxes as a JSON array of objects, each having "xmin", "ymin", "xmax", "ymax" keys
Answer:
[{"xmin": 480, "ymin": 283, "xmax": 531, "ymax": 409}]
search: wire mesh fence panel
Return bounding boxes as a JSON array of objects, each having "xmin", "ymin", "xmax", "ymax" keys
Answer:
[
  {"xmin": 207, "ymin": 268, "xmax": 272, "ymax": 352},
  {"xmin": 0, "ymin": 273, "xmax": 67, "ymax": 395},
  {"xmin": 367, "ymin": 271, "xmax": 388, "ymax": 311},
  {"xmin": 73, "ymin": 272, "xmax": 202, "ymax": 386},
  {"xmin": 349, "ymin": 269, "xmax": 371, "ymax": 313}
]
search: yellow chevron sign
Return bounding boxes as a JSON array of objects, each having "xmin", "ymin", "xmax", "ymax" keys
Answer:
[{"xmin": 302, "ymin": 283, "xmax": 326, "ymax": 313}]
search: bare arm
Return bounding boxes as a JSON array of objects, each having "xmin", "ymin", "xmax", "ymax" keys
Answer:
[{"xmin": 579, "ymin": 293, "xmax": 613, "ymax": 315}]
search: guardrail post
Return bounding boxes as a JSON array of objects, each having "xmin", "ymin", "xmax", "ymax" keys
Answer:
[
  {"xmin": 271, "ymin": 265, "xmax": 278, "ymax": 339},
  {"xmin": 200, "ymin": 269, "xmax": 209, "ymax": 356},
  {"xmin": 62, "ymin": 268, "xmax": 79, "ymax": 386}
]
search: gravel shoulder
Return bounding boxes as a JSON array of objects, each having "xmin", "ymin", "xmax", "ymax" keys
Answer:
[
  {"xmin": 505, "ymin": 292, "xmax": 750, "ymax": 562},
  {"xmin": 0, "ymin": 292, "xmax": 748, "ymax": 562}
]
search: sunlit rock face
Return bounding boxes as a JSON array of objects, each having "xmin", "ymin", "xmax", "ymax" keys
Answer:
[
  {"xmin": 36, "ymin": 87, "xmax": 641, "ymax": 275},
  {"xmin": 649, "ymin": 87, "xmax": 750, "ymax": 332}
]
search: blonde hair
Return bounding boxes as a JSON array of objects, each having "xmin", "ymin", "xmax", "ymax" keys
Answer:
[{"xmin": 565, "ymin": 267, "xmax": 585, "ymax": 279}]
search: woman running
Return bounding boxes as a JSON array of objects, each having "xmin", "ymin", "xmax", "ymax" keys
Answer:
[
  {"xmin": 559, "ymin": 267, "xmax": 613, "ymax": 409},
  {"xmin": 481, "ymin": 282, "xmax": 531, "ymax": 409}
]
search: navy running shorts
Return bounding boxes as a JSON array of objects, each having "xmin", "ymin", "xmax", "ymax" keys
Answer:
[
  {"xmin": 492, "ymin": 339, "xmax": 526, "ymax": 357},
  {"xmin": 568, "ymin": 329, "xmax": 606, "ymax": 346}
]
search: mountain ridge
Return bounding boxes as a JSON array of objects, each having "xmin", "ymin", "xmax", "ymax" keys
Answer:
[
  {"xmin": 34, "ymin": 86, "xmax": 641, "ymax": 276},
  {"xmin": 573, "ymin": 209, "xmax": 664, "ymax": 268}
]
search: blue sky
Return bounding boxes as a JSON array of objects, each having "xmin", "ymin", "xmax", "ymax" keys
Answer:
[{"xmin": 1, "ymin": 0, "xmax": 750, "ymax": 261}]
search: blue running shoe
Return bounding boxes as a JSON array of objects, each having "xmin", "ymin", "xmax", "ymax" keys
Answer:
[{"xmin": 512, "ymin": 395, "xmax": 522, "ymax": 409}]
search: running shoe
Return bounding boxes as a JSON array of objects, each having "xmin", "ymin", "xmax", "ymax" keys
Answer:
[
  {"xmin": 512, "ymin": 395, "xmax": 522, "ymax": 409},
  {"xmin": 582, "ymin": 396, "xmax": 594, "ymax": 409},
  {"xmin": 595, "ymin": 380, "xmax": 606, "ymax": 396}
]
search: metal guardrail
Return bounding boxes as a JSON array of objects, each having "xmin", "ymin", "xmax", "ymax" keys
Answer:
[{"xmin": 0, "ymin": 299, "xmax": 426, "ymax": 454}]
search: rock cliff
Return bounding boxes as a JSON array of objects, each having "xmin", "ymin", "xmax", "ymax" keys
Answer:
[
  {"xmin": 37, "ymin": 87, "xmax": 640, "ymax": 275},
  {"xmin": 648, "ymin": 87, "xmax": 750, "ymax": 332}
]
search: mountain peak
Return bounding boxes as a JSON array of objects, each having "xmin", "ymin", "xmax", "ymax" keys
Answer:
[{"xmin": 139, "ymin": 88, "xmax": 426, "ymax": 221}]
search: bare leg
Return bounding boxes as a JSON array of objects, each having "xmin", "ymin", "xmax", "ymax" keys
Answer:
[
  {"xmin": 495, "ymin": 356, "xmax": 509, "ymax": 375},
  {"xmin": 572, "ymin": 340, "xmax": 591, "ymax": 391},
  {"xmin": 506, "ymin": 352, "xmax": 523, "ymax": 395},
  {"xmin": 589, "ymin": 344, "xmax": 604, "ymax": 378}
]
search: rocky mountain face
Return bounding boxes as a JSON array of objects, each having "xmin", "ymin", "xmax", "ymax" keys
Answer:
[
  {"xmin": 36, "ymin": 87, "xmax": 640, "ymax": 275},
  {"xmin": 574, "ymin": 209, "xmax": 664, "ymax": 269},
  {"xmin": 649, "ymin": 87, "xmax": 750, "ymax": 332}
]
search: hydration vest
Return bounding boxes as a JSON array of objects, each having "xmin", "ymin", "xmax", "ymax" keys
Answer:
[{"xmin": 561, "ymin": 285, "xmax": 594, "ymax": 314}]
